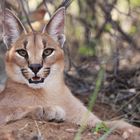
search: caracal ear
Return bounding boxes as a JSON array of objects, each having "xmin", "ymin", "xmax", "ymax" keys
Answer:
[
  {"xmin": 42, "ymin": 7, "xmax": 66, "ymax": 48},
  {"xmin": 2, "ymin": 9, "xmax": 27, "ymax": 49}
]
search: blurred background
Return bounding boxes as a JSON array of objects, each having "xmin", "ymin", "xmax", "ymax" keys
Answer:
[{"xmin": 0, "ymin": 0, "xmax": 140, "ymax": 127}]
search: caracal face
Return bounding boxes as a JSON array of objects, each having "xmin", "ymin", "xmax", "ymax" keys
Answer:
[
  {"xmin": 6, "ymin": 32, "xmax": 64, "ymax": 88},
  {"xmin": 3, "ymin": 8, "xmax": 66, "ymax": 89}
]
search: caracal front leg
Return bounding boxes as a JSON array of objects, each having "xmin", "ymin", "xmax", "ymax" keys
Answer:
[
  {"xmin": 65, "ymin": 102, "xmax": 101, "ymax": 128},
  {"xmin": 23, "ymin": 105, "xmax": 66, "ymax": 122},
  {"xmin": 43, "ymin": 106, "xmax": 66, "ymax": 122},
  {"xmin": 0, "ymin": 105, "xmax": 66, "ymax": 125},
  {"xmin": 0, "ymin": 106, "xmax": 40, "ymax": 125},
  {"xmin": 61, "ymin": 90, "xmax": 101, "ymax": 127},
  {"xmin": 105, "ymin": 120, "xmax": 140, "ymax": 139}
]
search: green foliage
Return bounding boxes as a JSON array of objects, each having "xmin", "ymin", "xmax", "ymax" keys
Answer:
[
  {"xmin": 129, "ymin": 25, "xmax": 137, "ymax": 35},
  {"xmin": 92, "ymin": 122, "xmax": 110, "ymax": 133},
  {"xmin": 75, "ymin": 26, "xmax": 84, "ymax": 39},
  {"xmin": 130, "ymin": 0, "xmax": 140, "ymax": 6},
  {"xmin": 78, "ymin": 46, "xmax": 95, "ymax": 56},
  {"xmin": 104, "ymin": 24, "xmax": 112, "ymax": 32},
  {"xmin": 97, "ymin": 125, "xmax": 116, "ymax": 140},
  {"xmin": 78, "ymin": 40, "xmax": 97, "ymax": 56}
]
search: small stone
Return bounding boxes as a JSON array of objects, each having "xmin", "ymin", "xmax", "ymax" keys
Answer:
[
  {"xmin": 122, "ymin": 131, "xmax": 130, "ymax": 139},
  {"xmin": 93, "ymin": 131, "xmax": 98, "ymax": 135},
  {"xmin": 128, "ymin": 89, "xmax": 136, "ymax": 93},
  {"xmin": 128, "ymin": 104, "xmax": 132, "ymax": 110},
  {"xmin": 65, "ymin": 128, "xmax": 77, "ymax": 133},
  {"xmin": 110, "ymin": 94, "xmax": 115, "ymax": 99}
]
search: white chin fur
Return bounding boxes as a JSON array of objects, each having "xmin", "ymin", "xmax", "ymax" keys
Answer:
[{"xmin": 27, "ymin": 82, "xmax": 45, "ymax": 89}]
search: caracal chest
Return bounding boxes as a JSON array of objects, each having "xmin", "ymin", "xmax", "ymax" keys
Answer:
[{"xmin": 0, "ymin": 84, "xmax": 52, "ymax": 107}]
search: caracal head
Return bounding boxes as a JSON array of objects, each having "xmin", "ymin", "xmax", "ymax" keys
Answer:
[{"xmin": 2, "ymin": 7, "xmax": 66, "ymax": 89}]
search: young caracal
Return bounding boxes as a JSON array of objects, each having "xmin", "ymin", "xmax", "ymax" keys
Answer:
[
  {"xmin": 0, "ymin": 7, "xmax": 139, "ymax": 135},
  {"xmin": 0, "ymin": 7, "xmax": 101, "ymax": 126}
]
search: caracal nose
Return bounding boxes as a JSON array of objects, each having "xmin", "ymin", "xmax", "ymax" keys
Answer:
[{"xmin": 29, "ymin": 64, "xmax": 42, "ymax": 74}]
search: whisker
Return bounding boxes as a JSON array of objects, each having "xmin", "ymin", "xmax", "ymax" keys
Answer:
[
  {"xmin": 22, "ymin": 71, "xmax": 28, "ymax": 74},
  {"xmin": 21, "ymin": 68, "xmax": 27, "ymax": 71},
  {"xmin": 44, "ymin": 68, "xmax": 50, "ymax": 70}
]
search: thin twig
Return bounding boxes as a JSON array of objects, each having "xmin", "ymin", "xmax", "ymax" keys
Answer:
[
  {"xmin": 19, "ymin": 0, "xmax": 34, "ymax": 31},
  {"xmin": 111, "ymin": 92, "xmax": 140, "ymax": 118},
  {"xmin": 35, "ymin": 121, "xmax": 41, "ymax": 136},
  {"xmin": 43, "ymin": 0, "xmax": 51, "ymax": 17},
  {"xmin": 58, "ymin": 0, "xmax": 74, "ymax": 9}
]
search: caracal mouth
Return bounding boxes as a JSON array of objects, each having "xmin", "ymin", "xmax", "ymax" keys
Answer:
[{"xmin": 29, "ymin": 76, "xmax": 44, "ymax": 84}]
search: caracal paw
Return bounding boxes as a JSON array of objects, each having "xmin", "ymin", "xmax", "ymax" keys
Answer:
[
  {"xmin": 105, "ymin": 120, "xmax": 140, "ymax": 139},
  {"xmin": 121, "ymin": 127, "xmax": 140, "ymax": 140},
  {"xmin": 86, "ymin": 114, "xmax": 101, "ymax": 128},
  {"xmin": 43, "ymin": 106, "xmax": 66, "ymax": 122},
  {"xmin": 26, "ymin": 105, "xmax": 44, "ymax": 120},
  {"xmin": 73, "ymin": 113, "xmax": 101, "ymax": 128}
]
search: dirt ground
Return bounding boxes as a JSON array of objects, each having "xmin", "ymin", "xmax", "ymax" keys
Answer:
[
  {"xmin": 0, "ymin": 119, "xmax": 131, "ymax": 140},
  {"xmin": 0, "ymin": 119, "xmax": 122, "ymax": 140},
  {"xmin": 0, "ymin": 102, "xmax": 139, "ymax": 140}
]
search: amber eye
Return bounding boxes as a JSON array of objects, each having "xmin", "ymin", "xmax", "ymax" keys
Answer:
[
  {"xmin": 16, "ymin": 49, "xmax": 28, "ymax": 58},
  {"xmin": 43, "ymin": 48, "xmax": 54, "ymax": 58}
]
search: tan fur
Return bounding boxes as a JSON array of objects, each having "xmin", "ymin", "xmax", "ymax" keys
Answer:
[
  {"xmin": 0, "ymin": 8, "xmax": 139, "ymax": 137},
  {"xmin": 0, "ymin": 31, "xmax": 100, "ymax": 126},
  {"xmin": 0, "ymin": 8, "xmax": 101, "ymax": 127}
]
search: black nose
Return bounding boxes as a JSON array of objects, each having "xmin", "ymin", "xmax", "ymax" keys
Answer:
[{"xmin": 29, "ymin": 64, "xmax": 42, "ymax": 74}]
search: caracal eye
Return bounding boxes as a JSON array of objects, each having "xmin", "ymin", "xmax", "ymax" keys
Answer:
[
  {"xmin": 43, "ymin": 48, "xmax": 54, "ymax": 58},
  {"xmin": 16, "ymin": 49, "xmax": 28, "ymax": 58}
]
